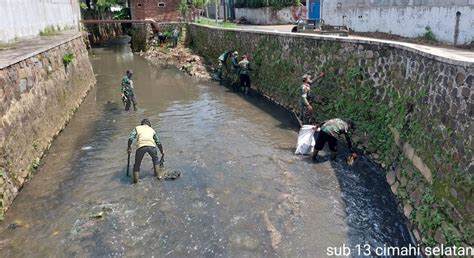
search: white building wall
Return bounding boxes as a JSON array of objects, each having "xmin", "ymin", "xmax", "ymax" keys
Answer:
[
  {"xmin": 0, "ymin": 0, "xmax": 81, "ymax": 42},
  {"xmin": 322, "ymin": 0, "xmax": 474, "ymax": 45},
  {"xmin": 235, "ymin": 7, "xmax": 293, "ymax": 24}
]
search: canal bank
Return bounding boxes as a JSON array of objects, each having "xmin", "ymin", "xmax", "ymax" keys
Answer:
[
  {"xmin": 0, "ymin": 37, "xmax": 414, "ymax": 256},
  {"xmin": 0, "ymin": 31, "xmax": 96, "ymax": 216},
  {"xmin": 186, "ymin": 24, "xmax": 473, "ymax": 247}
]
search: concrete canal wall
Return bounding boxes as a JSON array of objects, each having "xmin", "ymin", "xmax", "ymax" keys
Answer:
[
  {"xmin": 0, "ymin": 34, "xmax": 96, "ymax": 216},
  {"xmin": 0, "ymin": 0, "xmax": 80, "ymax": 42},
  {"xmin": 187, "ymin": 24, "xmax": 473, "ymax": 247}
]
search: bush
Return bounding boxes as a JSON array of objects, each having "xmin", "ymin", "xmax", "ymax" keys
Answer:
[
  {"xmin": 422, "ymin": 26, "xmax": 437, "ymax": 42},
  {"xmin": 235, "ymin": 0, "xmax": 299, "ymax": 10},
  {"xmin": 63, "ymin": 53, "xmax": 75, "ymax": 66}
]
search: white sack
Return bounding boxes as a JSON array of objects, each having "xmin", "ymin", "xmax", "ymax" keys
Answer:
[{"xmin": 295, "ymin": 125, "xmax": 316, "ymax": 155}]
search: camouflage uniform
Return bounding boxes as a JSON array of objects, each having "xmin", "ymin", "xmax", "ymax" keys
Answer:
[{"xmin": 122, "ymin": 76, "xmax": 137, "ymax": 111}]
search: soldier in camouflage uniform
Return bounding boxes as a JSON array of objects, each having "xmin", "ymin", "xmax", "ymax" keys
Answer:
[
  {"xmin": 238, "ymin": 55, "xmax": 252, "ymax": 95},
  {"xmin": 121, "ymin": 70, "xmax": 137, "ymax": 111},
  {"xmin": 312, "ymin": 118, "xmax": 357, "ymax": 161}
]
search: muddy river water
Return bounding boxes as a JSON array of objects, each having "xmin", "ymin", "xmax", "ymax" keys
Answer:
[{"xmin": 0, "ymin": 39, "xmax": 415, "ymax": 257}]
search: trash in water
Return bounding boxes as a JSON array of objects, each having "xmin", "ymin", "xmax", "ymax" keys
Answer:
[
  {"xmin": 89, "ymin": 206, "xmax": 113, "ymax": 219},
  {"xmin": 164, "ymin": 170, "xmax": 181, "ymax": 180},
  {"xmin": 206, "ymin": 188, "xmax": 215, "ymax": 198},
  {"xmin": 7, "ymin": 219, "xmax": 23, "ymax": 230},
  {"xmin": 7, "ymin": 223, "xmax": 21, "ymax": 231},
  {"xmin": 89, "ymin": 211, "xmax": 105, "ymax": 219},
  {"xmin": 81, "ymin": 146, "xmax": 93, "ymax": 150},
  {"xmin": 346, "ymin": 155, "xmax": 355, "ymax": 166}
]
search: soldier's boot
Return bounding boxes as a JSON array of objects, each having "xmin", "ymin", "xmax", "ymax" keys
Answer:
[
  {"xmin": 154, "ymin": 165, "xmax": 165, "ymax": 180},
  {"xmin": 311, "ymin": 150, "xmax": 319, "ymax": 162},
  {"xmin": 132, "ymin": 171, "xmax": 139, "ymax": 184}
]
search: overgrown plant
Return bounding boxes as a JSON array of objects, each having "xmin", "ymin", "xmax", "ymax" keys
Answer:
[
  {"xmin": 235, "ymin": 0, "xmax": 299, "ymax": 10},
  {"xmin": 63, "ymin": 53, "xmax": 75, "ymax": 66},
  {"xmin": 422, "ymin": 26, "xmax": 437, "ymax": 42}
]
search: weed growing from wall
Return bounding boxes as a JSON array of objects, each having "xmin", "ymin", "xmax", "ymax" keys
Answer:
[{"xmin": 63, "ymin": 53, "xmax": 75, "ymax": 66}]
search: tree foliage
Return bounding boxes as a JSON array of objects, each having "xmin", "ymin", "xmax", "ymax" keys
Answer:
[{"xmin": 235, "ymin": 0, "xmax": 300, "ymax": 9}]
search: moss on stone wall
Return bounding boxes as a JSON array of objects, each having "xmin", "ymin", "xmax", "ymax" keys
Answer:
[{"xmin": 187, "ymin": 24, "xmax": 473, "ymax": 247}]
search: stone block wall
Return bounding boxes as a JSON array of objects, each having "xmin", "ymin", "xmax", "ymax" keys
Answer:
[
  {"xmin": 84, "ymin": 24, "xmax": 124, "ymax": 46},
  {"xmin": 187, "ymin": 24, "xmax": 473, "ymax": 247},
  {"xmin": 0, "ymin": 36, "xmax": 96, "ymax": 216}
]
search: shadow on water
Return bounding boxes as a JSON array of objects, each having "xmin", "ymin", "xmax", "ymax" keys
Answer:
[{"xmin": 307, "ymin": 129, "xmax": 418, "ymax": 257}]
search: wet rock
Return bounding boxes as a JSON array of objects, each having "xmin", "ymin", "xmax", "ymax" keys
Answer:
[
  {"xmin": 391, "ymin": 181, "xmax": 400, "ymax": 194},
  {"xmin": 467, "ymin": 200, "xmax": 474, "ymax": 216},
  {"xmin": 365, "ymin": 51, "xmax": 374, "ymax": 59},
  {"xmin": 410, "ymin": 190, "xmax": 422, "ymax": 206},
  {"xmin": 460, "ymin": 86, "xmax": 470, "ymax": 99},
  {"xmin": 400, "ymin": 176, "xmax": 408, "ymax": 186},
  {"xmin": 434, "ymin": 229, "xmax": 446, "ymax": 244},
  {"xmin": 412, "ymin": 228, "xmax": 421, "ymax": 242},
  {"xmin": 455, "ymin": 72, "xmax": 465, "ymax": 86},
  {"xmin": 450, "ymin": 188, "xmax": 458, "ymax": 198},
  {"xmin": 403, "ymin": 204, "xmax": 413, "ymax": 218},
  {"xmin": 386, "ymin": 170, "xmax": 396, "ymax": 185}
]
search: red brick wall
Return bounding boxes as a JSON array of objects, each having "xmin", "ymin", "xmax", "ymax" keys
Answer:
[{"xmin": 130, "ymin": 0, "xmax": 181, "ymax": 22}]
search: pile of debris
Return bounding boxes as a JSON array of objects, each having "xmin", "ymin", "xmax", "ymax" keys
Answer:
[{"xmin": 143, "ymin": 45, "xmax": 211, "ymax": 80}]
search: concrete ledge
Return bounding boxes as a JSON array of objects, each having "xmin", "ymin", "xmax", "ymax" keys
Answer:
[
  {"xmin": 0, "ymin": 30, "xmax": 82, "ymax": 70},
  {"xmin": 191, "ymin": 24, "xmax": 474, "ymax": 67}
]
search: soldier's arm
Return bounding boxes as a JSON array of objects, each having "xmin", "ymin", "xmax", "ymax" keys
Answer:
[
  {"xmin": 302, "ymin": 87, "xmax": 310, "ymax": 106},
  {"xmin": 127, "ymin": 128, "xmax": 137, "ymax": 150},
  {"xmin": 154, "ymin": 134, "xmax": 164, "ymax": 155},
  {"xmin": 344, "ymin": 133, "xmax": 354, "ymax": 153}
]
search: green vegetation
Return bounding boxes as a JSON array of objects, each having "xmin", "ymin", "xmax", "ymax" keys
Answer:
[
  {"xmin": 197, "ymin": 18, "xmax": 237, "ymax": 28},
  {"xmin": 31, "ymin": 158, "xmax": 40, "ymax": 171},
  {"xmin": 421, "ymin": 26, "xmax": 437, "ymax": 42},
  {"xmin": 235, "ymin": 0, "xmax": 299, "ymax": 10},
  {"xmin": 63, "ymin": 53, "xmax": 75, "ymax": 66},
  {"xmin": 179, "ymin": 0, "xmax": 189, "ymax": 18},
  {"xmin": 39, "ymin": 26, "xmax": 62, "ymax": 36},
  {"xmin": 81, "ymin": 0, "xmax": 130, "ymax": 20}
]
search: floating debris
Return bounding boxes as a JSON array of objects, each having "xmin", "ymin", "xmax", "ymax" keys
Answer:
[
  {"xmin": 89, "ymin": 211, "xmax": 105, "ymax": 219},
  {"xmin": 81, "ymin": 146, "xmax": 93, "ymax": 151}
]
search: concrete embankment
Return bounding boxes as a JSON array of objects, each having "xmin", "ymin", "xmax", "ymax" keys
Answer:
[
  {"xmin": 0, "ymin": 31, "xmax": 96, "ymax": 215},
  {"xmin": 187, "ymin": 24, "xmax": 473, "ymax": 247}
]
